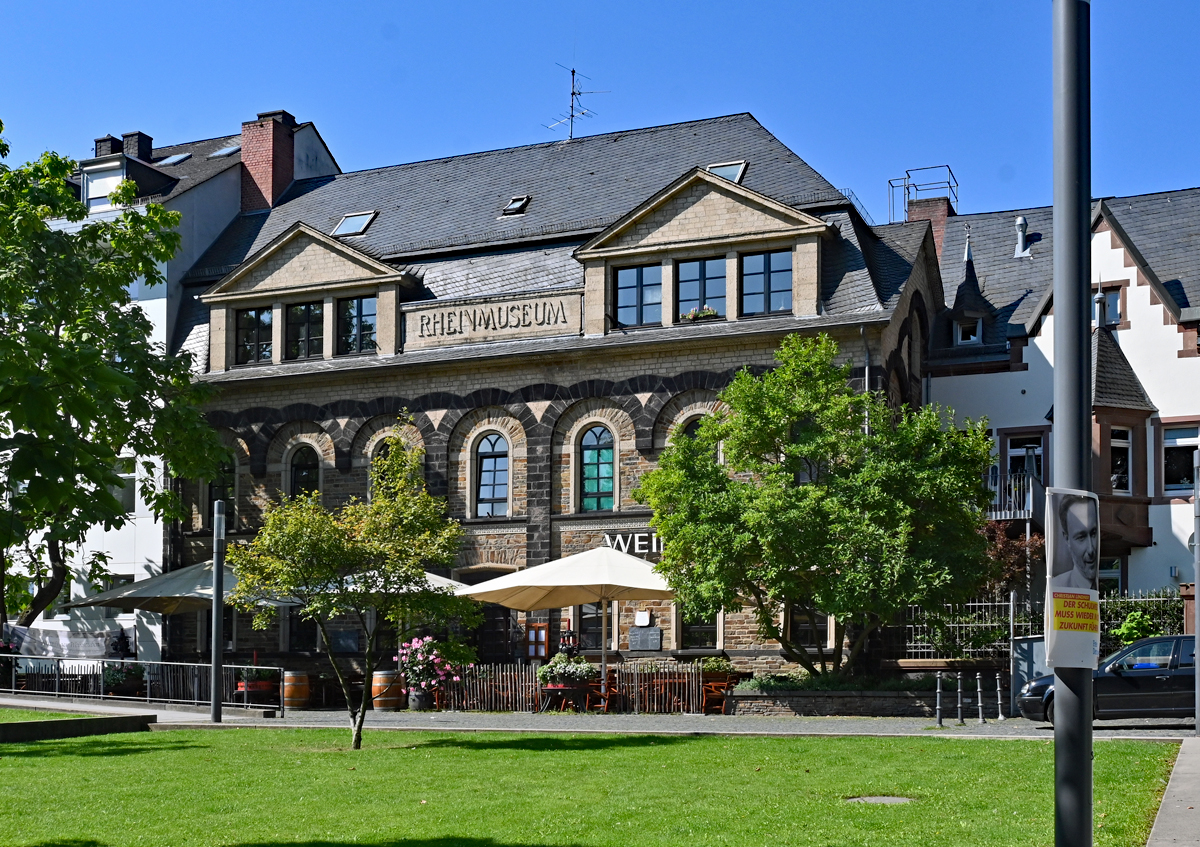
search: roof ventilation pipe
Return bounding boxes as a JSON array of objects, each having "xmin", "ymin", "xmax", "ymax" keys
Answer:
[{"xmin": 1014, "ymin": 216, "xmax": 1031, "ymax": 258}]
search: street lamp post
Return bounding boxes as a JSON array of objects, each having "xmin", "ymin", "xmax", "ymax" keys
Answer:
[
  {"xmin": 1052, "ymin": 1, "xmax": 1093, "ymax": 845},
  {"xmin": 210, "ymin": 500, "xmax": 225, "ymax": 723}
]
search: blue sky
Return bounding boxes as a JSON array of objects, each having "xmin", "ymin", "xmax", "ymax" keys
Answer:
[{"xmin": 2, "ymin": 1, "xmax": 1196, "ymax": 221}]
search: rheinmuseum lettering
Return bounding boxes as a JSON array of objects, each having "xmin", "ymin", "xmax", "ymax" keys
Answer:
[{"xmin": 417, "ymin": 299, "xmax": 570, "ymax": 340}]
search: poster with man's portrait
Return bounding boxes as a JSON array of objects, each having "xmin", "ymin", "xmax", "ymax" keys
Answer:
[{"xmin": 1044, "ymin": 488, "xmax": 1101, "ymax": 668}]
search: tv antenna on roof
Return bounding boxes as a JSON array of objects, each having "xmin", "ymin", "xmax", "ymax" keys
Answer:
[{"xmin": 544, "ymin": 65, "xmax": 607, "ymax": 140}]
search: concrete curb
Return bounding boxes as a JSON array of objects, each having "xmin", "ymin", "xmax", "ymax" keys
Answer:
[
  {"xmin": 1147, "ymin": 737, "xmax": 1200, "ymax": 846},
  {"xmin": 1, "ymin": 714, "xmax": 157, "ymax": 743},
  {"xmin": 0, "ymin": 691, "xmax": 276, "ymax": 718}
]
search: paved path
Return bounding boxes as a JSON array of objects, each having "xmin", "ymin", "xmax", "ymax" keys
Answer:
[{"xmin": 1148, "ymin": 737, "xmax": 1200, "ymax": 845}]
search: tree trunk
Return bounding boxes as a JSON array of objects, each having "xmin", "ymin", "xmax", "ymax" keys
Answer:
[
  {"xmin": 17, "ymin": 539, "xmax": 66, "ymax": 627},
  {"xmin": 313, "ymin": 617, "xmax": 361, "ymax": 748},
  {"xmin": 1, "ymin": 547, "xmax": 8, "ymax": 630}
]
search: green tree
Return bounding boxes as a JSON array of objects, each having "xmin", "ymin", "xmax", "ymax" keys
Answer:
[
  {"xmin": 228, "ymin": 432, "xmax": 476, "ymax": 749},
  {"xmin": 0, "ymin": 119, "xmax": 225, "ymax": 628},
  {"xmin": 635, "ymin": 333, "xmax": 994, "ymax": 676}
]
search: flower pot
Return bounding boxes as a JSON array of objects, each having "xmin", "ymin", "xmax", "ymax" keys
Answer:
[
  {"xmin": 237, "ymin": 681, "xmax": 275, "ymax": 693},
  {"xmin": 408, "ymin": 690, "xmax": 435, "ymax": 711}
]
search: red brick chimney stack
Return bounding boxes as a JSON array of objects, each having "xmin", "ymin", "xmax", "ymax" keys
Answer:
[
  {"xmin": 241, "ymin": 110, "xmax": 297, "ymax": 211},
  {"xmin": 908, "ymin": 197, "xmax": 956, "ymax": 261}
]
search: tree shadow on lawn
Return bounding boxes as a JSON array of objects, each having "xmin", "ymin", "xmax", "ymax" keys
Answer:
[
  {"xmin": 404, "ymin": 733, "xmax": 695, "ymax": 753},
  {"xmin": 2, "ymin": 735, "xmax": 207, "ymax": 758}
]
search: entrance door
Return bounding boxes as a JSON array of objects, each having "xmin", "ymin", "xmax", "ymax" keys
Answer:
[{"xmin": 1094, "ymin": 639, "xmax": 1176, "ymax": 716}]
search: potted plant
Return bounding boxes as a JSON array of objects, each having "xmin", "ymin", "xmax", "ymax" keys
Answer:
[
  {"xmin": 536, "ymin": 652, "xmax": 597, "ymax": 688},
  {"xmin": 236, "ymin": 667, "xmax": 279, "ymax": 693},
  {"xmin": 103, "ymin": 662, "xmax": 145, "ymax": 697},
  {"xmin": 680, "ymin": 305, "xmax": 721, "ymax": 323},
  {"xmin": 395, "ymin": 636, "xmax": 460, "ymax": 711}
]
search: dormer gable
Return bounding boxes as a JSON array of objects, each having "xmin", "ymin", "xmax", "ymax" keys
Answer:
[
  {"xmin": 576, "ymin": 167, "xmax": 828, "ymax": 260},
  {"xmin": 200, "ymin": 221, "xmax": 402, "ymax": 305}
]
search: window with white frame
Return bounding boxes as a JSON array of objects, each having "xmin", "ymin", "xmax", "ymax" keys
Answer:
[
  {"xmin": 1007, "ymin": 434, "xmax": 1043, "ymax": 479},
  {"xmin": 1163, "ymin": 426, "xmax": 1199, "ymax": 492},
  {"xmin": 1110, "ymin": 428, "xmax": 1131, "ymax": 493},
  {"xmin": 475, "ymin": 433, "xmax": 509, "ymax": 517},
  {"xmin": 110, "ymin": 458, "xmax": 137, "ymax": 514},
  {"xmin": 955, "ymin": 318, "xmax": 982, "ymax": 346}
]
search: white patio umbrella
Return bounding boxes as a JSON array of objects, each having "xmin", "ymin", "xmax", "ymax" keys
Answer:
[{"xmin": 455, "ymin": 546, "xmax": 674, "ymax": 693}]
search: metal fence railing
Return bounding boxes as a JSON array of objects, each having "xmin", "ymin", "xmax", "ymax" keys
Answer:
[
  {"xmin": 0, "ymin": 657, "xmax": 285, "ymax": 713},
  {"xmin": 904, "ymin": 591, "xmax": 1187, "ymax": 661},
  {"xmin": 986, "ymin": 472, "xmax": 1035, "ymax": 520}
]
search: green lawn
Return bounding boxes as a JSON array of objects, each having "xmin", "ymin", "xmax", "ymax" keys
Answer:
[
  {"xmin": 0, "ymin": 729, "xmax": 1175, "ymax": 847},
  {"xmin": 0, "ymin": 707, "xmax": 77, "ymax": 722}
]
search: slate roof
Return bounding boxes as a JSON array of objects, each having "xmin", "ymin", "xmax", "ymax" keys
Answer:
[
  {"xmin": 403, "ymin": 244, "xmax": 583, "ymax": 302},
  {"xmin": 821, "ymin": 213, "xmax": 927, "ymax": 315},
  {"xmin": 937, "ymin": 205, "xmax": 1053, "ymax": 334},
  {"xmin": 1092, "ymin": 328, "xmax": 1157, "ymax": 411},
  {"xmin": 88, "ymin": 133, "xmax": 245, "ymax": 205},
  {"xmin": 1103, "ymin": 187, "xmax": 1200, "ymax": 311},
  {"xmin": 186, "ymin": 114, "xmax": 845, "ymax": 280}
]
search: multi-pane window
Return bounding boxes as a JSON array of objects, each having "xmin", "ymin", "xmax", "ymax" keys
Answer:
[
  {"xmin": 740, "ymin": 250, "xmax": 792, "ymax": 316},
  {"xmin": 475, "ymin": 433, "xmax": 509, "ymax": 518},
  {"xmin": 789, "ymin": 606, "xmax": 828, "ymax": 649},
  {"xmin": 580, "ymin": 425, "xmax": 614, "ymax": 512},
  {"xmin": 578, "ymin": 603, "xmax": 607, "ymax": 650},
  {"xmin": 614, "ymin": 265, "xmax": 662, "ymax": 327},
  {"xmin": 1163, "ymin": 426, "xmax": 1199, "ymax": 492},
  {"xmin": 677, "ymin": 257, "xmax": 726, "ymax": 319},
  {"xmin": 235, "ymin": 307, "xmax": 272, "ymax": 365},
  {"xmin": 208, "ymin": 461, "xmax": 236, "ymax": 526},
  {"xmin": 110, "ymin": 458, "xmax": 136, "ymax": 514},
  {"xmin": 290, "ymin": 446, "xmax": 320, "ymax": 498},
  {"xmin": 681, "ymin": 612, "xmax": 718, "ymax": 648},
  {"xmin": 286, "ymin": 302, "xmax": 324, "ymax": 360},
  {"xmin": 337, "ymin": 296, "xmax": 377, "ymax": 355},
  {"xmin": 1110, "ymin": 428, "xmax": 1131, "ymax": 493}
]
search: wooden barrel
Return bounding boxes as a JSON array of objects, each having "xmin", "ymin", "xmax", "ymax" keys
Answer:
[
  {"xmin": 283, "ymin": 671, "xmax": 310, "ymax": 711},
  {"xmin": 372, "ymin": 669, "xmax": 406, "ymax": 711}
]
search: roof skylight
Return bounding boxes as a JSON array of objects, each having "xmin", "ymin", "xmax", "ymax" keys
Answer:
[
  {"xmin": 209, "ymin": 145, "xmax": 242, "ymax": 158},
  {"xmin": 158, "ymin": 153, "xmax": 191, "ymax": 166},
  {"xmin": 501, "ymin": 195, "xmax": 531, "ymax": 216},
  {"xmin": 707, "ymin": 161, "xmax": 747, "ymax": 184},
  {"xmin": 332, "ymin": 211, "xmax": 377, "ymax": 237}
]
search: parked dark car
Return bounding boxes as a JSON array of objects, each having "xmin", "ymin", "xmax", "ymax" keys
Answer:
[{"xmin": 1018, "ymin": 635, "xmax": 1195, "ymax": 723}]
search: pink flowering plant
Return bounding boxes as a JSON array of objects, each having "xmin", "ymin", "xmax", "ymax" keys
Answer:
[{"xmin": 394, "ymin": 636, "xmax": 462, "ymax": 693}]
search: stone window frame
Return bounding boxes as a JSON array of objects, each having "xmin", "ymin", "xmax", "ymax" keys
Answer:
[
  {"xmin": 336, "ymin": 295, "xmax": 378, "ymax": 356},
  {"xmin": 575, "ymin": 421, "xmax": 618, "ymax": 513},
  {"xmin": 674, "ymin": 604, "xmax": 724, "ymax": 651},
  {"xmin": 280, "ymin": 436, "xmax": 328, "ymax": 500},
  {"xmin": 611, "ymin": 263, "xmax": 663, "ymax": 329},
  {"xmin": 572, "ymin": 601, "xmax": 617, "ymax": 651},
  {"xmin": 738, "ymin": 249, "xmax": 793, "ymax": 317},
  {"xmin": 472, "ymin": 429, "xmax": 512, "ymax": 519},
  {"xmin": 1092, "ymin": 280, "xmax": 1130, "ymax": 331}
]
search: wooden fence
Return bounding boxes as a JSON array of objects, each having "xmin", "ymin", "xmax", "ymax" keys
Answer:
[{"xmin": 435, "ymin": 662, "xmax": 705, "ymax": 714}]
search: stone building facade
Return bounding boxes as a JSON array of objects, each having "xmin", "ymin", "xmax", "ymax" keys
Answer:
[{"xmin": 164, "ymin": 113, "xmax": 941, "ymax": 671}]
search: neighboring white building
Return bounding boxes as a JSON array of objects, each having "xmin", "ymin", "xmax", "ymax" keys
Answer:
[
  {"xmin": 36, "ymin": 115, "xmax": 338, "ymax": 659},
  {"xmin": 921, "ymin": 189, "xmax": 1200, "ymax": 597}
]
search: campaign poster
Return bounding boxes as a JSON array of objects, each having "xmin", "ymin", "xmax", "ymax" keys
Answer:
[{"xmin": 1044, "ymin": 487, "xmax": 1101, "ymax": 669}]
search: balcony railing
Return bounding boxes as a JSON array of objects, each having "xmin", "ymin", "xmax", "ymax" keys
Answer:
[{"xmin": 987, "ymin": 472, "xmax": 1036, "ymax": 520}]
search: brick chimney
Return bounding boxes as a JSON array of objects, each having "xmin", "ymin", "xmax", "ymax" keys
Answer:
[
  {"xmin": 122, "ymin": 131, "xmax": 153, "ymax": 162},
  {"xmin": 241, "ymin": 110, "xmax": 297, "ymax": 211},
  {"xmin": 908, "ymin": 197, "xmax": 956, "ymax": 260},
  {"xmin": 94, "ymin": 135, "xmax": 122, "ymax": 157}
]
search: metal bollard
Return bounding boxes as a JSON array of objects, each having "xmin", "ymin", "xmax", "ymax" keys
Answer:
[
  {"xmin": 935, "ymin": 671, "xmax": 943, "ymax": 727},
  {"xmin": 956, "ymin": 671, "xmax": 964, "ymax": 725},
  {"xmin": 976, "ymin": 671, "xmax": 986, "ymax": 724},
  {"xmin": 995, "ymin": 672, "xmax": 1007, "ymax": 720}
]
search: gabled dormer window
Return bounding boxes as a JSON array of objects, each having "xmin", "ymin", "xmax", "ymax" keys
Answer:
[
  {"xmin": 332, "ymin": 211, "xmax": 377, "ymax": 237},
  {"xmin": 501, "ymin": 196, "xmax": 531, "ymax": 216},
  {"xmin": 955, "ymin": 318, "xmax": 982, "ymax": 346},
  {"xmin": 707, "ymin": 161, "xmax": 747, "ymax": 184}
]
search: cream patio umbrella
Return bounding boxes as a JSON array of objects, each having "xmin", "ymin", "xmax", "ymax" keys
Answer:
[{"xmin": 455, "ymin": 546, "xmax": 674, "ymax": 693}]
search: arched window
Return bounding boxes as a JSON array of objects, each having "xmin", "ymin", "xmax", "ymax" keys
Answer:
[
  {"xmin": 290, "ymin": 445, "xmax": 320, "ymax": 498},
  {"xmin": 475, "ymin": 433, "xmax": 509, "ymax": 517},
  {"xmin": 580, "ymin": 425, "xmax": 614, "ymax": 512},
  {"xmin": 681, "ymin": 418, "xmax": 703, "ymax": 440},
  {"xmin": 206, "ymin": 461, "xmax": 237, "ymax": 527}
]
